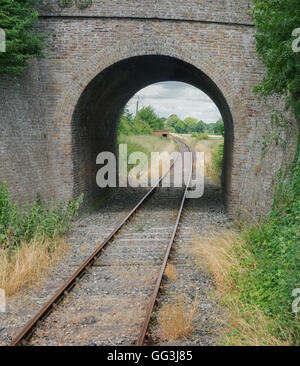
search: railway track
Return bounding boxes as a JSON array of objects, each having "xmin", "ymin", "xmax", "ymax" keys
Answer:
[{"xmin": 10, "ymin": 139, "xmax": 193, "ymax": 346}]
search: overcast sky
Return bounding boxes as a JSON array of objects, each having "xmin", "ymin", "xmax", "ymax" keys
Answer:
[{"xmin": 126, "ymin": 81, "xmax": 222, "ymax": 124}]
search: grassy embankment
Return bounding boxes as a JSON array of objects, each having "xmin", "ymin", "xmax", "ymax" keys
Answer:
[
  {"xmin": 0, "ymin": 183, "xmax": 82, "ymax": 296},
  {"xmin": 190, "ymin": 139, "xmax": 300, "ymax": 345},
  {"xmin": 172, "ymin": 133, "xmax": 299, "ymax": 345}
]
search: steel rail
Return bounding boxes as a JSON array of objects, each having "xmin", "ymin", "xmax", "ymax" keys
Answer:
[
  {"xmin": 9, "ymin": 150, "xmax": 181, "ymax": 346},
  {"xmin": 135, "ymin": 140, "xmax": 193, "ymax": 346}
]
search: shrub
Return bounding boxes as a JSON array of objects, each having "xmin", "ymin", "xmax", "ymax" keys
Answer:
[
  {"xmin": 0, "ymin": 0, "xmax": 45, "ymax": 75},
  {"xmin": 158, "ymin": 294, "xmax": 198, "ymax": 340},
  {"xmin": 0, "ymin": 180, "xmax": 83, "ymax": 249},
  {"xmin": 192, "ymin": 133, "xmax": 209, "ymax": 140},
  {"xmin": 234, "ymin": 161, "xmax": 300, "ymax": 343},
  {"xmin": 206, "ymin": 142, "xmax": 224, "ymax": 185}
]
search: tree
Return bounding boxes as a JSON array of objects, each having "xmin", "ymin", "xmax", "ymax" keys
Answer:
[
  {"xmin": 215, "ymin": 119, "xmax": 224, "ymax": 136},
  {"xmin": 196, "ymin": 120, "xmax": 206, "ymax": 133},
  {"xmin": 136, "ymin": 106, "xmax": 164, "ymax": 131},
  {"xmin": 118, "ymin": 108, "xmax": 134, "ymax": 136},
  {"xmin": 0, "ymin": 0, "xmax": 45, "ymax": 75},
  {"xmin": 251, "ymin": 0, "xmax": 300, "ymax": 134},
  {"xmin": 118, "ymin": 108, "xmax": 153, "ymax": 136},
  {"xmin": 174, "ymin": 120, "xmax": 186, "ymax": 133},
  {"xmin": 184, "ymin": 117, "xmax": 198, "ymax": 133},
  {"xmin": 165, "ymin": 114, "xmax": 182, "ymax": 131},
  {"xmin": 205, "ymin": 123, "xmax": 216, "ymax": 134}
]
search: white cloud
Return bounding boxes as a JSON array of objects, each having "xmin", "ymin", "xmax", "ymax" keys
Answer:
[{"xmin": 126, "ymin": 81, "xmax": 222, "ymax": 124}]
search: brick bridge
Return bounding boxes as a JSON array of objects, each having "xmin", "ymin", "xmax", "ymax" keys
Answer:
[{"xmin": 0, "ymin": 1, "xmax": 297, "ymax": 221}]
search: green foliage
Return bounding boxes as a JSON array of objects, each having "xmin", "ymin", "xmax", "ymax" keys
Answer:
[
  {"xmin": 212, "ymin": 142, "xmax": 224, "ymax": 172},
  {"xmin": 230, "ymin": 162, "xmax": 300, "ymax": 343},
  {"xmin": 215, "ymin": 119, "xmax": 225, "ymax": 136},
  {"xmin": 136, "ymin": 106, "xmax": 164, "ymax": 131},
  {"xmin": 191, "ymin": 132, "xmax": 210, "ymax": 140},
  {"xmin": 118, "ymin": 107, "xmax": 163, "ymax": 136},
  {"xmin": 184, "ymin": 117, "xmax": 198, "ymax": 132},
  {"xmin": 205, "ymin": 120, "xmax": 224, "ymax": 135},
  {"xmin": 118, "ymin": 106, "xmax": 224, "ymax": 137},
  {"xmin": 164, "ymin": 113, "xmax": 223, "ymax": 135},
  {"xmin": 195, "ymin": 120, "xmax": 206, "ymax": 133},
  {"xmin": 0, "ymin": 180, "xmax": 83, "ymax": 249},
  {"xmin": 174, "ymin": 120, "xmax": 186, "ymax": 133},
  {"xmin": 251, "ymin": 0, "xmax": 300, "ymax": 137},
  {"xmin": 164, "ymin": 114, "xmax": 181, "ymax": 132},
  {"xmin": 0, "ymin": 0, "xmax": 45, "ymax": 75},
  {"xmin": 206, "ymin": 142, "xmax": 224, "ymax": 185}
]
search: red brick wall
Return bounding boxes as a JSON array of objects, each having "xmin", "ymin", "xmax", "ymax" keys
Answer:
[{"xmin": 153, "ymin": 131, "xmax": 170, "ymax": 138}]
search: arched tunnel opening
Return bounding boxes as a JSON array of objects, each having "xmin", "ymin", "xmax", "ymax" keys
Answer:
[{"xmin": 71, "ymin": 55, "xmax": 234, "ymax": 209}]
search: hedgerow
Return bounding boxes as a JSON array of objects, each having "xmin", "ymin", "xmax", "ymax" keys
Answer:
[{"xmin": 0, "ymin": 181, "xmax": 83, "ymax": 249}]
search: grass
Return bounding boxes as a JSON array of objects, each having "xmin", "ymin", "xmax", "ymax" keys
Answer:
[
  {"xmin": 0, "ymin": 181, "xmax": 83, "ymax": 296},
  {"xmin": 191, "ymin": 132, "xmax": 209, "ymax": 140},
  {"xmin": 176, "ymin": 134, "xmax": 224, "ymax": 185},
  {"xmin": 206, "ymin": 142, "xmax": 224, "ymax": 186},
  {"xmin": 223, "ymin": 298, "xmax": 292, "ymax": 346},
  {"xmin": 191, "ymin": 230, "xmax": 296, "ymax": 345},
  {"xmin": 118, "ymin": 134, "xmax": 177, "ymax": 182},
  {"xmin": 164, "ymin": 263, "xmax": 176, "ymax": 281},
  {"xmin": 191, "ymin": 232, "xmax": 240, "ymax": 294},
  {"xmin": 0, "ymin": 235, "xmax": 68, "ymax": 296},
  {"xmin": 158, "ymin": 294, "xmax": 199, "ymax": 341}
]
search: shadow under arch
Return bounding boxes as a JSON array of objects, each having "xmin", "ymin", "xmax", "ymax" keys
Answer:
[{"xmin": 71, "ymin": 55, "xmax": 234, "ymax": 209}]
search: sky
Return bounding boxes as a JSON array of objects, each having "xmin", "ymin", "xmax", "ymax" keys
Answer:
[{"xmin": 126, "ymin": 81, "xmax": 222, "ymax": 124}]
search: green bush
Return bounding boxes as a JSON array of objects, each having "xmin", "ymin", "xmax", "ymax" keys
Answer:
[
  {"xmin": 251, "ymin": 0, "xmax": 300, "ymax": 158},
  {"xmin": 192, "ymin": 133, "xmax": 209, "ymax": 140},
  {"xmin": 230, "ymin": 161, "xmax": 300, "ymax": 343},
  {"xmin": 118, "ymin": 107, "xmax": 164, "ymax": 136},
  {"xmin": 0, "ymin": 0, "xmax": 45, "ymax": 76},
  {"xmin": 0, "ymin": 181, "xmax": 83, "ymax": 249},
  {"xmin": 212, "ymin": 143, "xmax": 223, "ymax": 172},
  {"xmin": 252, "ymin": 1, "xmax": 300, "ymax": 118}
]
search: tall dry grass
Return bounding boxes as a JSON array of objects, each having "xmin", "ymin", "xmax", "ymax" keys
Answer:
[
  {"xmin": 0, "ymin": 235, "xmax": 68, "ymax": 296},
  {"xmin": 158, "ymin": 294, "xmax": 198, "ymax": 341},
  {"xmin": 173, "ymin": 134, "xmax": 223, "ymax": 184},
  {"xmin": 194, "ymin": 140, "xmax": 223, "ymax": 185},
  {"xmin": 191, "ymin": 231, "xmax": 292, "ymax": 345},
  {"xmin": 191, "ymin": 232, "xmax": 241, "ymax": 294},
  {"xmin": 120, "ymin": 134, "xmax": 177, "ymax": 157},
  {"xmin": 164, "ymin": 263, "xmax": 176, "ymax": 281},
  {"xmin": 119, "ymin": 134, "xmax": 178, "ymax": 183},
  {"xmin": 223, "ymin": 298, "xmax": 292, "ymax": 346}
]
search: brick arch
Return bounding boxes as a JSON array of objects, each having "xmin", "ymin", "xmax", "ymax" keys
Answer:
[
  {"xmin": 51, "ymin": 38, "xmax": 245, "ymax": 212},
  {"xmin": 55, "ymin": 39, "xmax": 243, "ymax": 126}
]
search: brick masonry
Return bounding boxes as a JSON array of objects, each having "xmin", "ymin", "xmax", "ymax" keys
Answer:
[{"xmin": 0, "ymin": 1, "xmax": 298, "ymax": 221}]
